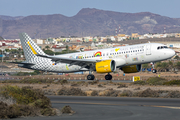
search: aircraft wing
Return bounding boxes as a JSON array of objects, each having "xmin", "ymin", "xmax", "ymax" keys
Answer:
[{"xmin": 37, "ymin": 54, "xmax": 100, "ymax": 67}]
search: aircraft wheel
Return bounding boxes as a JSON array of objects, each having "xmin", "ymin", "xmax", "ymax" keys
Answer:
[
  {"xmin": 87, "ymin": 75, "xmax": 95, "ymax": 80},
  {"xmin": 105, "ymin": 74, "xmax": 112, "ymax": 80},
  {"xmin": 152, "ymin": 69, "xmax": 157, "ymax": 73}
]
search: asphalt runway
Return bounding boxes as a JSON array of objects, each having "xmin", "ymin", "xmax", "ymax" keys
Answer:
[
  {"xmin": 12, "ymin": 96, "xmax": 180, "ymax": 120},
  {"xmin": 0, "ymin": 76, "xmax": 133, "ymax": 83},
  {"xmin": 68, "ymin": 79, "xmax": 133, "ymax": 83}
]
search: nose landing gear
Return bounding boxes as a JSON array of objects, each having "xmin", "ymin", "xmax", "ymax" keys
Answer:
[{"xmin": 151, "ymin": 62, "xmax": 157, "ymax": 73}]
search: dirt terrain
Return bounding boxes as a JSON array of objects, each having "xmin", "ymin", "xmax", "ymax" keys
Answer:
[
  {"xmin": 1, "ymin": 72, "xmax": 180, "ymax": 98},
  {"xmin": 2, "ymin": 71, "xmax": 180, "ymax": 81}
]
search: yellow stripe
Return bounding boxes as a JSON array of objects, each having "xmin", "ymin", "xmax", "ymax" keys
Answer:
[
  {"xmin": 27, "ymin": 41, "xmax": 37, "ymax": 54},
  {"xmin": 51, "ymin": 101, "xmax": 127, "ymax": 106}
]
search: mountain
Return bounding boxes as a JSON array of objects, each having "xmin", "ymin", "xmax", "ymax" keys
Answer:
[
  {"xmin": 1, "ymin": 8, "xmax": 180, "ymax": 39},
  {"xmin": 0, "ymin": 15, "xmax": 24, "ymax": 20}
]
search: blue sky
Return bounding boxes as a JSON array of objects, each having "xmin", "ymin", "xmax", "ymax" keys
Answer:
[{"xmin": 0, "ymin": 0, "xmax": 180, "ymax": 18}]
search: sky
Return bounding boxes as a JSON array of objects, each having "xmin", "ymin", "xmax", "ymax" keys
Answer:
[{"xmin": 0, "ymin": 0, "xmax": 180, "ymax": 18}]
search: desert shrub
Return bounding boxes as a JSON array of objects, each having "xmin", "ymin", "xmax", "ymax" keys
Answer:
[
  {"xmin": 133, "ymin": 80, "xmax": 146, "ymax": 85},
  {"xmin": 60, "ymin": 79, "xmax": 68, "ymax": 84},
  {"xmin": 91, "ymin": 90, "xmax": 98, "ymax": 96},
  {"xmin": 71, "ymin": 83, "xmax": 78, "ymax": 86},
  {"xmin": 41, "ymin": 107, "xmax": 56, "ymax": 116},
  {"xmin": 76, "ymin": 81, "xmax": 85, "ymax": 85},
  {"xmin": 0, "ymin": 86, "xmax": 55, "ymax": 118},
  {"xmin": 0, "ymin": 102, "xmax": 38, "ymax": 119},
  {"xmin": 138, "ymin": 88, "xmax": 159, "ymax": 97},
  {"xmin": 134, "ymin": 87, "xmax": 141, "ymax": 90},
  {"xmin": 163, "ymin": 80, "xmax": 180, "ymax": 85},
  {"xmin": 97, "ymin": 84, "xmax": 103, "ymax": 87},
  {"xmin": 146, "ymin": 77, "xmax": 166, "ymax": 85},
  {"xmin": 61, "ymin": 106, "xmax": 74, "ymax": 114},
  {"xmin": 164, "ymin": 91, "xmax": 180, "ymax": 98},
  {"xmin": 43, "ymin": 89, "xmax": 56, "ymax": 95},
  {"xmin": 89, "ymin": 80, "xmax": 99, "ymax": 85},
  {"xmin": 57, "ymin": 87, "xmax": 86, "ymax": 96},
  {"xmin": 101, "ymin": 89, "xmax": 120, "ymax": 97},
  {"xmin": 0, "ymin": 86, "xmax": 49, "ymax": 105},
  {"xmin": 0, "ymin": 80, "xmax": 20, "ymax": 83},
  {"xmin": 120, "ymin": 90, "xmax": 133, "ymax": 97},
  {"xmin": 117, "ymin": 84, "xmax": 128, "ymax": 88}
]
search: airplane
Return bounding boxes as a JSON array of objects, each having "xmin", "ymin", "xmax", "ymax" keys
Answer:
[{"xmin": 16, "ymin": 33, "xmax": 175, "ymax": 80}]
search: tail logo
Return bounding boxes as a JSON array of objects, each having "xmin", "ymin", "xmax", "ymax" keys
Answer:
[{"xmin": 27, "ymin": 41, "xmax": 37, "ymax": 55}]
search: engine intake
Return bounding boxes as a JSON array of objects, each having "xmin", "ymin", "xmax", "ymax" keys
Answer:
[{"xmin": 96, "ymin": 60, "xmax": 116, "ymax": 73}]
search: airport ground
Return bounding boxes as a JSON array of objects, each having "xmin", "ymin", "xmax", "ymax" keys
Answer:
[
  {"xmin": 1, "ymin": 72, "xmax": 180, "ymax": 119},
  {"xmin": 8, "ymin": 96, "xmax": 180, "ymax": 120}
]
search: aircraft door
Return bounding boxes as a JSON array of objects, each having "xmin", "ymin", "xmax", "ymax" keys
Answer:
[{"xmin": 146, "ymin": 44, "xmax": 151, "ymax": 55}]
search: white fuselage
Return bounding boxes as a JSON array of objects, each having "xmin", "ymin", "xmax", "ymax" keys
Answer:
[{"xmin": 30, "ymin": 43, "xmax": 175, "ymax": 73}]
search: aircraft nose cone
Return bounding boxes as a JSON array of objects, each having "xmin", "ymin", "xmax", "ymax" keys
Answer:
[{"xmin": 169, "ymin": 49, "xmax": 175, "ymax": 57}]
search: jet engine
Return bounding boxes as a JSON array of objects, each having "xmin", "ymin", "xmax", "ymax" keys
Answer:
[
  {"xmin": 95, "ymin": 60, "xmax": 116, "ymax": 73},
  {"xmin": 121, "ymin": 64, "xmax": 141, "ymax": 73}
]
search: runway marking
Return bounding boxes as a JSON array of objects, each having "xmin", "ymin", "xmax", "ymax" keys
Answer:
[
  {"xmin": 153, "ymin": 106, "xmax": 180, "ymax": 110},
  {"xmin": 52, "ymin": 101, "xmax": 127, "ymax": 106},
  {"xmin": 52, "ymin": 101, "xmax": 180, "ymax": 110}
]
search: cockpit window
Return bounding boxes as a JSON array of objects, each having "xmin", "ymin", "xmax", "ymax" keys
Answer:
[{"xmin": 157, "ymin": 46, "xmax": 168, "ymax": 50}]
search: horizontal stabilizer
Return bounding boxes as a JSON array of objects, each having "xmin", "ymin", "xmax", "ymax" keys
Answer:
[{"xmin": 10, "ymin": 62, "xmax": 35, "ymax": 66}]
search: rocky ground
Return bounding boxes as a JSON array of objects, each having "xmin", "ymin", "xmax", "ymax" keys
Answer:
[
  {"xmin": 1, "ymin": 72, "xmax": 180, "ymax": 98},
  {"xmin": 0, "ymin": 79, "xmax": 180, "ymax": 98}
]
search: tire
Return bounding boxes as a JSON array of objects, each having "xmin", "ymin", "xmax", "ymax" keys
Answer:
[
  {"xmin": 87, "ymin": 75, "xmax": 95, "ymax": 80},
  {"xmin": 105, "ymin": 75, "xmax": 112, "ymax": 80},
  {"xmin": 152, "ymin": 69, "xmax": 157, "ymax": 73}
]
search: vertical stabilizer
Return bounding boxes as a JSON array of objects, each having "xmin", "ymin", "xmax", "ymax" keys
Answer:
[{"xmin": 19, "ymin": 33, "xmax": 45, "ymax": 62}]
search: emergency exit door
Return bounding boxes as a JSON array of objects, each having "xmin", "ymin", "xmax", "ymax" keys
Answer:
[{"xmin": 146, "ymin": 44, "xmax": 151, "ymax": 55}]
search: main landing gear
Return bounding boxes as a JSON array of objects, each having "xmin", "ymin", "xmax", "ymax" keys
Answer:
[
  {"xmin": 151, "ymin": 62, "xmax": 157, "ymax": 73},
  {"xmin": 87, "ymin": 73, "xmax": 113, "ymax": 80},
  {"xmin": 105, "ymin": 73, "xmax": 112, "ymax": 80},
  {"xmin": 87, "ymin": 74, "xmax": 95, "ymax": 80}
]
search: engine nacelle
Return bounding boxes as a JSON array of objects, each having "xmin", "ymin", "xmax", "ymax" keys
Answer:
[
  {"xmin": 96, "ymin": 60, "xmax": 116, "ymax": 73},
  {"xmin": 121, "ymin": 64, "xmax": 141, "ymax": 73}
]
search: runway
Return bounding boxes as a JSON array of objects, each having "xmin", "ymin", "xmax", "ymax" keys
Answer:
[
  {"xmin": 0, "ymin": 76, "xmax": 133, "ymax": 83},
  {"xmin": 13, "ymin": 96, "xmax": 180, "ymax": 120}
]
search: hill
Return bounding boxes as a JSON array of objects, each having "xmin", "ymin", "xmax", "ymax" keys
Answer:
[{"xmin": 0, "ymin": 8, "xmax": 180, "ymax": 39}]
